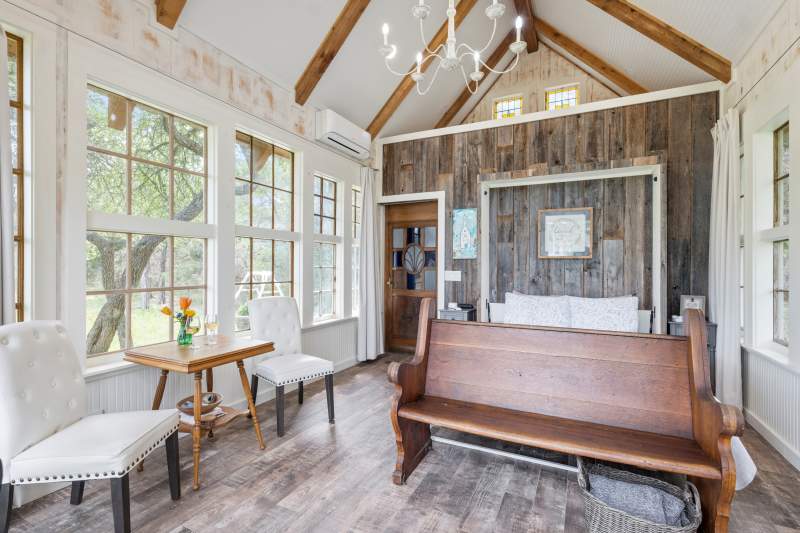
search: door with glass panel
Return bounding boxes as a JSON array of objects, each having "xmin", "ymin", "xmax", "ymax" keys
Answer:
[{"xmin": 385, "ymin": 202, "xmax": 438, "ymax": 352}]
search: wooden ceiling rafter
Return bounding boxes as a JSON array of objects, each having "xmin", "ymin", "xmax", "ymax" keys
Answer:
[
  {"xmin": 533, "ymin": 17, "xmax": 647, "ymax": 95},
  {"xmin": 154, "ymin": 0, "xmax": 187, "ymax": 30},
  {"xmin": 295, "ymin": 0, "xmax": 372, "ymax": 106},
  {"xmin": 512, "ymin": 0, "xmax": 538, "ymax": 53},
  {"xmin": 366, "ymin": 0, "xmax": 479, "ymax": 138},
  {"xmin": 586, "ymin": 0, "xmax": 731, "ymax": 83},
  {"xmin": 435, "ymin": 30, "xmax": 516, "ymax": 129}
]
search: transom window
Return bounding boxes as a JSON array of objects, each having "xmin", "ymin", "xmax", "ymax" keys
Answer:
[
  {"xmin": 493, "ymin": 95, "xmax": 523, "ymax": 119},
  {"xmin": 7, "ymin": 33, "xmax": 23, "ymax": 321},
  {"xmin": 545, "ymin": 84, "xmax": 579, "ymax": 111},
  {"xmin": 314, "ymin": 175, "xmax": 337, "ymax": 235},
  {"xmin": 313, "ymin": 242, "xmax": 336, "ymax": 321},
  {"xmin": 234, "ymin": 132, "xmax": 294, "ymax": 231},
  {"xmin": 234, "ymin": 237, "xmax": 294, "ymax": 331},
  {"xmin": 85, "ymin": 86, "xmax": 208, "ymax": 356}
]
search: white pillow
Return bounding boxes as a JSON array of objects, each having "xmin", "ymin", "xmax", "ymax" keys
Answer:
[
  {"xmin": 503, "ymin": 293, "xmax": 571, "ymax": 328},
  {"xmin": 568, "ymin": 296, "xmax": 639, "ymax": 332}
]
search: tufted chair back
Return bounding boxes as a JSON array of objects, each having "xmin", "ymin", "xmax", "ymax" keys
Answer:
[
  {"xmin": 248, "ymin": 297, "xmax": 302, "ymax": 360},
  {"xmin": 0, "ymin": 321, "xmax": 88, "ymax": 483}
]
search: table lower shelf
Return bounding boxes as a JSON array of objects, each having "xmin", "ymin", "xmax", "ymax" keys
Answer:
[{"xmin": 178, "ymin": 405, "xmax": 249, "ymax": 434}]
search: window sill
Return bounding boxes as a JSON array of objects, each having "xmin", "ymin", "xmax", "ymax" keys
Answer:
[
  {"xmin": 742, "ymin": 344, "xmax": 800, "ymax": 376},
  {"xmin": 304, "ymin": 316, "xmax": 357, "ymax": 332},
  {"xmin": 83, "ymin": 356, "xmax": 138, "ymax": 381}
]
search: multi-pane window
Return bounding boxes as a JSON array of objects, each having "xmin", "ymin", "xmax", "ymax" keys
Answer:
[
  {"xmin": 234, "ymin": 132, "xmax": 294, "ymax": 231},
  {"xmin": 772, "ymin": 123, "xmax": 790, "ymax": 345},
  {"xmin": 234, "ymin": 237, "xmax": 293, "ymax": 331},
  {"xmin": 545, "ymin": 84, "xmax": 579, "ymax": 111},
  {"xmin": 313, "ymin": 242, "xmax": 336, "ymax": 321},
  {"xmin": 493, "ymin": 95, "xmax": 523, "ymax": 119},
  {"xmin": 774, "ymin": 123, "xmax": 789, "ymax": 226},
  {"xmin": 352, "ymin": 187, "xmax": 362, "ymax": 239},
  {"xmin": 7, "ymin": 33, "xmax": 23, "ymax": 321},
  {"xmin": 85, "ymin": 86, "xmax": 208, "ymax": 355},
  {"xmin": 314, "ymin": 175, "xmax": 337, "ymax": 235},
  {"xmin": 85, "ymin": 233, "xmax": 206, "ymax": 354},
  {"xmin": 352, "ymin": 187, "xmax": 362, "ymax": 315}
]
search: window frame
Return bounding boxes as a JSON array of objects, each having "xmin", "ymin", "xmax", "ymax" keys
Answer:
[
  {"xmin": 8, "ymin": 32, "xmax": 24, "ymax": 322},
  {"xmin": 544, "ymin": 84, "xmax": 580, "ymax": 111},
  {"xmin": 314, "ymin": 174, "xmax": 338, "ymax": 235},
  {"xmin": 313, "ymin": 241, "xmax": 337, "ymax": 322},
  {"xmin": 233, "ymin": 237, "xmax": 295, "ymax": 332},
  {"xmin": 773, "ymin": 122, "xmax": 789, "ymax": 227},
  {"xmin": 492, "ymin": 94, "xmax": 523, "ymax": 120},
  {"xmin": 84, "ymin": 84, "xmax": 212, "ymax": 357}
]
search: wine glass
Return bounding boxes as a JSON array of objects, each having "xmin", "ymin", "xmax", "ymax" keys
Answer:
[{"xmin": 205, "ymin": 313, "xmax": 219, "ymax": 345}]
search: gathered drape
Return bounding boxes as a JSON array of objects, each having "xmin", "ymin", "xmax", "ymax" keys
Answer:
[{"xmin": 357, "ymin": 167, "xmax": 384, "ymax": 361}]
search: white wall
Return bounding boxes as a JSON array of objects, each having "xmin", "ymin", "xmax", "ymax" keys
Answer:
[
  {"xmin": 726, "ymin": 0, "xmax": 800, "ymax": 470},
  {"xmin": 0, "ymin": 0, "xmax": 366, "ymax": 505}
]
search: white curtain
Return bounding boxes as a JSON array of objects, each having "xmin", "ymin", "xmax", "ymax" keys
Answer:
[
  {"xmin": 709, "ymin": 109, "xmax": 742, "ymax": 408},
  {"xmin": 357, "ymin": 167, "xmax": 384, "ymax": 361},
  {"xmin": 0, "ymin": 26, "xmax": 15, "ymax": 325},
  {"xmin": 709, "ymin": 110, "xmax": 757, "ymax": 491}
]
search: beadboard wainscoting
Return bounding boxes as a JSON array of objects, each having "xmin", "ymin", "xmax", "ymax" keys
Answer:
[
  {"xmin": 85, "ymin": 319, "xmax": 359, "ymax": 415},
  {"xmin": 743, "ymin": 349, "xmax": 800, "ymax": 470}
]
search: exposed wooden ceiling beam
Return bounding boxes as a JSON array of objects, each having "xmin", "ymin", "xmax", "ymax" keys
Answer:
[
  {"xmin": 512, "ymin": 0, "xmax": 538, "ymax": 52},
  {"xmin": 586, "ymin": 0, "xmax": 731, "ymax": 83},
  {"xmin": 295, "ymin": 0, "xmax": 371, "ymax": 105},
  {"xmin": 154, "ymin": 0, "xmax": 187, "ymax": 30},
  {"xmin": 533, "ymin": 17, "xmax": 647, "ymax": 95},
  {"xmin": 435, "ymin": 30, "xmax": 515, "ymax": 129},
  {"xmin": 367, "ymin": 0, "xmax": 479, "ymax": 138}
]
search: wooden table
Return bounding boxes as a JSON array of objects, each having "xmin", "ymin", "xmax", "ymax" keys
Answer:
[{"xmin": 124, "ymin": 336, "xmax": 273, "ymax": 490}]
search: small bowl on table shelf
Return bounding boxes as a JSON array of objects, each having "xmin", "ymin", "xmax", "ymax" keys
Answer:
[{"xmin": 176, "ymin": 392, "xmax": 223, "ymax": 416}]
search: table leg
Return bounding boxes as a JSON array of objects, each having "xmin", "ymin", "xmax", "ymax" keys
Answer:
[
  {"xmin": 192, "ymin": 371, "xmax": 202, "ymax": 490},
  {"xmin": 206, "ymin": 368, "xmax": 214, "ymax": 440},
  {"xmin": 237, "ymin": 360, "xmax": 265, "ymax": 450},
  {"xmin": 138, "ymin": 369, "xmax": 169, "ymax": 472}
]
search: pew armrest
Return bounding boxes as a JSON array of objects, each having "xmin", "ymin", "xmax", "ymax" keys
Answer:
[{"xmin": 387, "ymin": 298, "xmax": 436, "ymax": 407}]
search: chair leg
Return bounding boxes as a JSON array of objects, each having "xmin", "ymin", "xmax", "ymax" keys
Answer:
[
  {"xmin": 70, "ymin": 481, "xmax": 85, "ymax": 505},
  {"xmin": 325, "ymin": 374, "xmax": 335, "ymax": 423},
  {"xmin": 298, "ymin": 381, "xmax": 304, "ymax": 404},
  {"xmin": 166, "ymin": 431, "xmax": 181, "ymax": 501},
  {"xmin": 111, "ymin": 474, "xmax": 130, "ymax": 533},
  {"xmin": 0, "ymin": 482, "xmax": 13, "ymax": 533},
  {"xmin": 247, "ymin": 375, "xmax": 259, "ymax": 419},
  {"xmin": 276, "ymin": 385, "xmax": 285, "ymax": 437}
]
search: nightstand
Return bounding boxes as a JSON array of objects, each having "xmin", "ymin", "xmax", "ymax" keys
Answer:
[{"xmin": 668, "ymin": 320, "xmax": 717, "ymax": 393}]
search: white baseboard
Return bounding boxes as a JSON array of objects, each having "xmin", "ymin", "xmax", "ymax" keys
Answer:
[{"xmin": 745, "ymin": 409, "xmax": 800, "ymax": 471}]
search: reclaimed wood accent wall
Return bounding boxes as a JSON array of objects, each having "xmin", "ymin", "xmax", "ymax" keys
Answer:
[
  {"xmin": 489, "ymin": 176, "xmax": 653, "ymax": 308},
  {"xmin": 381, "ymin": 91, "xmax": 718, "ymax": 316}
]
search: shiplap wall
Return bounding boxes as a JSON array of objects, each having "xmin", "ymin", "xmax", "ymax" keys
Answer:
[
  {"xmin": 382, "ymin": 91, "xmax": 718, "ymax": 317},
  {"xmin": 489, "ymin": 175, "xmax": 653, "ymax": 308}
]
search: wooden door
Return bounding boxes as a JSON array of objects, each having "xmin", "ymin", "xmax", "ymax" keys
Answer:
[{"xmin": 385, "ymin": 202, "xmax": 438, "ymax": 352}]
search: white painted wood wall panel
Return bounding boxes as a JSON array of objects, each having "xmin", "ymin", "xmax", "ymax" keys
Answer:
[
  {"xmin": 743, "ymin": 350, "xmax": 800, "ymax": 470},
  {"xmin": 86, "ymin": 320, "xmax": 358, "ymax": 415}
]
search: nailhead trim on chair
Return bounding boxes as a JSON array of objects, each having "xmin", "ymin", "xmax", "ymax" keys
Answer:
[
  {"xmin": 10, "ymin": 423, "xmax": 179, "ymax": 485},
  {"xmin": 254, "ymin": 369, "xmax": 334, "ymax": 387}
]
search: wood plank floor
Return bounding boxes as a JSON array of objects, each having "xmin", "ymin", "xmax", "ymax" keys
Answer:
[{"xmin": 7, "ymin": 354, "xmax": 800, "ymax": 532}]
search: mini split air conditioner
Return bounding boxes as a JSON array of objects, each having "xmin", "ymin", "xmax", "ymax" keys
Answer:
[{"xmin": 315, "ymin": 109, "xmax": 372, "ymax": 160}]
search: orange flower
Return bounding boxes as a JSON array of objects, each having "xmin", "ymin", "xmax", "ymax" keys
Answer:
[
  {"xmin": 160, "ymin": 306, "xmax": 172, "ymax": 316},
  {"xmin": 179, "ymin": 297, "xmax": 192, "ymax": 310}
]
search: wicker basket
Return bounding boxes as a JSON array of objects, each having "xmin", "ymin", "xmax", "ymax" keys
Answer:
[{"xmin": 577, "ymin": 458, "xmax": 701, "ymax": 533}]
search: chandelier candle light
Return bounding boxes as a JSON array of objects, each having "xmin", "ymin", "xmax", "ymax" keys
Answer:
[{"xmin": 380, "ymin": 0, "xmax": 527, "ymax": 95}]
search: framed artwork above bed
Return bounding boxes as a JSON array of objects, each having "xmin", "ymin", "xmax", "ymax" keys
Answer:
[{"xmin": 537, "ymin": 207, "xmax": 593, "ymax": 259}]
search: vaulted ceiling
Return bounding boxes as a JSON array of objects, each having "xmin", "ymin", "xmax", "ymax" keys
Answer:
[{"xmin": 178, "ymin": 0, "xmax": 782, "ymax": 138}]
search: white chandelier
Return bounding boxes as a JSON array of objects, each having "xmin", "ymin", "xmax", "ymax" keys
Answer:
[{"xmin": 379, "ymin": 0, "xmax": 527, "ymax": 95}]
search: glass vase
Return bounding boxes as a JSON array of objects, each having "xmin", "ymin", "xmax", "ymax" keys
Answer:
[{"xmin": 177, "ymin": 321, "xmax": 193, "ymax": 346}]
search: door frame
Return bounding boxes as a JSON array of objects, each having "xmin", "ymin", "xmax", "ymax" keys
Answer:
[{"xmin": 378, "ymin": 191, "xmax": 447, "ymax": 313}]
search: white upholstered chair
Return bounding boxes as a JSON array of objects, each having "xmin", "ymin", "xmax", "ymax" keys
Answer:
[
  {"xmin": 248, "ymin": 297, "xmax": 334, "ymax": 437},
  {"xmin": 0, "ymin": 321, "xmax": 181, "ymax": 533}
]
